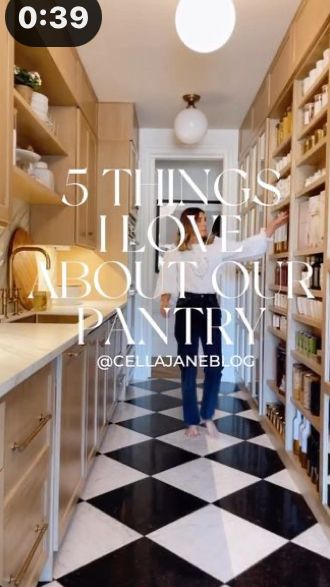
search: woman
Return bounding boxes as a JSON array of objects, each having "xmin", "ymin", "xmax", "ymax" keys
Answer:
[{"xmin": 155, "ymin": 207, "xmax": 288, "ymax": 438}]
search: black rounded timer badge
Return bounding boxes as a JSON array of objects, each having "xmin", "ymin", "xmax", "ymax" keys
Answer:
[{"xmin": 6, "ymin": 0, "xmax": 102, "ymax": 47}]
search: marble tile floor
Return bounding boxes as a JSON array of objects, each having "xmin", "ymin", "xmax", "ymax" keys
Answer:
[{"xmin": 40, "ymin": 378, "xmax": 330, "ymax": 587}]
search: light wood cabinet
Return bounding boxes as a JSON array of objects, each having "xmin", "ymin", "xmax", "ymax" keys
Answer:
[
  {"xmin": 293, "ymin": 0, "xmax": 330, "ymax": 68},
  {"xmin": 3, "ymin": 451, "xmax": 50, "ymax": 587},
  {"xmin": 3, "ymin": 364, "xmax": 53, "ymax": 498},
  {"xmin": 58, "ymin": 344, "xmax": 86, "ymax": 541},
  {"xmin": 0, "ymin": 0, "xmax": 13, "ymax": 226},
  {"xmin": 96, "ymin": 324, "xmax": 108, "ymax": 445},
  {"xmin": 86, "ymin": 331, "xmax": 98, "ymax": 466},
  {"xmin": 269, "ymin": 32, "xmax": 295, "ymax": 110},
  {"xmin": 0, "ymin": 364, "xmax": 54, "ymax": 587}
]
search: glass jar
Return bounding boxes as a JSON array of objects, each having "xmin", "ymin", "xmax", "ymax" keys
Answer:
[
  {"xmin": 321, "ymin": 84, "xmax": 328, "ymax": 108},
  {"xmin": 303, "ymin": 103, "xmax": 314, "ymax": 126},
  {"xmin": 314, "ymin": 128, "xmax": 324, "ymax": 143},
  {"xmin": 314, "ymin": 93, "xmax": 323, "ymax": 115}
]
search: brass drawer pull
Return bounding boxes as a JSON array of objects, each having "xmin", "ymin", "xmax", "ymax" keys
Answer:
[
  {"xmin": 11, "ymin": 414, "xmax": 52, "ymax": 452},
  {"xmin": 66, "ymin": 348, "xmax": 85, "ymax": 358},
  {"xmin": 9, "ymin": 523, "xmax": 48, "ymax": 586}
]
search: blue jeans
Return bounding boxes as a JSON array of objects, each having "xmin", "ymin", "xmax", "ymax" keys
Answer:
[{"xmin": 174, "ymin": 293, "xmax": 223, "ymax": 426}]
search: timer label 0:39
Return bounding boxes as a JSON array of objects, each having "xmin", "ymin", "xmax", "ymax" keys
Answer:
[{"xmin": 6, "ymin": 0, "xmax": 102, "ymax": 47}]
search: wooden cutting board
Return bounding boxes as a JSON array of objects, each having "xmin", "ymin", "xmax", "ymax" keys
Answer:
[{"xmin": 7, "ymin": 228, "xmax": 38, "ymax": 310}]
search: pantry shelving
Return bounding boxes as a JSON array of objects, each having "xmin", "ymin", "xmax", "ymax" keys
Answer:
[
  {"xmin": 291, "ymin": 350, "xmax": 322, "ymax": 376},
  {"xmin": 291, "ymin": 397, "xmax": 321, "ymax": 432},
  {"xmin": 14, "ymin": 89, "xmax": 67, "ymax": 156},
  {"xmin": 269, "ymin": 305, "xmax": 288, "ymax": 316},
  {"xmin": 267, "ymin": 379, "xmax": 286, "ymax": 404},
  {"xmin": 13, "ymin": 166, "xmax": 63, "ymax": 205},
  {"xmin": 238, "ymin": 22, "xmax": 330, "ymax": 515},
  {"xmin": 298, "ymin": 103, "xmax": 328, "ymax": 140},
  {"xmin": 292, "ymin": 314, "xmax": 322, "ymax": 330}
]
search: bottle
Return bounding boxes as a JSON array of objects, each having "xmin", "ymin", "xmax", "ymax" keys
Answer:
[
  {"xmin": 293, "ymin": 411, "xmax": 302, "ymax": 455},
  {"xmin": 300, "ymin": 419, "xmax": 311, "ymax": 469},
  {"xmin": 312, "ymin": 255, "xmax": 322, "ymax": 290}
]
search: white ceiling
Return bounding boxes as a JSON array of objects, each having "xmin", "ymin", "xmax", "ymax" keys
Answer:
[{"xmin": 78, "ymin": 0, "xmax": 301, "ymax": 129}]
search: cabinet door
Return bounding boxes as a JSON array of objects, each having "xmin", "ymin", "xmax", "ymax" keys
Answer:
[
  {"xmin": 59, "ymin": 345, "xmax": 86, "ymax": 541},
  {"xmin": 86, "ymin": 331, "xmax": 97, "ymax": 466},
  {"xmin": 0, "ymin": 0, "xmax": 13, "ymax": 226},
  {"xmin": 75, "ymin": 110, "xmax": 89, "ymax": 247},
  {"xmin": 75, "ymin": 110, "xmax": 97, "ymax": 249},
  {"xmin": 105, "ymin": 317, "xmax": 116, "ymax": 421},
  {"xmin": 128, "ymin": 140, "xmax": 139, "ymax": 219},
  {"xmin": 87, "ymin": 129, "xmax": 97, "ymax": 249},
  {"xmin": 96, "ymin": 324, "xmax": 107, "ymax": 447}
]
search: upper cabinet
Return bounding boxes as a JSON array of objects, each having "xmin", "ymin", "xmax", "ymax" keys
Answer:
[
  {"xmin": 0, "ymin": 0, "xmax": 13, "ymax": 226},
  {"xmin": 239, "ymin": 0, "xmax": 330, "ymax": 158},
  {"xmin": 75, "ymin": 110, "xmax": 98, "ymax": 249}
]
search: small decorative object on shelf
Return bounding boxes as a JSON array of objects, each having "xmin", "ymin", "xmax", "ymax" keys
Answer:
[{"xmin": 14, "ymin": 65, "xmax": 42, "ymax": 104}]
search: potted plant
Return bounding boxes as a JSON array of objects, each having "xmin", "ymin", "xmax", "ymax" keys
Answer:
[{"xmin": 14, "ymin": 66, "xmax": 42, "ymax": 103}]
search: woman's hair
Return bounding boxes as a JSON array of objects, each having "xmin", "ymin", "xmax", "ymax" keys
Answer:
[{"xmin": 176, "ymin": 207, "xmax": 207, "ymax": 251}]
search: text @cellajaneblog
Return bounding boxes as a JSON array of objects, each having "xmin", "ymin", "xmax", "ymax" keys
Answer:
[{"xmin": 97, "ymin": 354, "xmax": 256, "ymax": 371}]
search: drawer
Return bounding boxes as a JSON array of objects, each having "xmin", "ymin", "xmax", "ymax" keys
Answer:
[
  {"xmin": 3, "ymin": 450, "xmax": 50, "ymax": 587},
  {"xmin": 4, "ymin": 364, "xmax": 53, "ymax": 497}
]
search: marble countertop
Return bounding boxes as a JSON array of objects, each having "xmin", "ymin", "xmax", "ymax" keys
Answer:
[{"xmin": 0, "ymin": 300, "xmax": 126, "ymax": 399}]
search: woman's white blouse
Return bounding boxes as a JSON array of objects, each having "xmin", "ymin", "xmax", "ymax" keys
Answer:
[{"xmin": 154, "ymin": 229, "xmax": 272, "ymax": 297}]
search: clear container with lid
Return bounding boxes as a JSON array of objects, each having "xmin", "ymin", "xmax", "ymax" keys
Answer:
[
  {"xmin": 313, "ymin": 93, "xmax": 323, "ymax": 115},
  {"xmin": 303, "ymin": 103, "xmax": 314, "ymax": 126},
  {"xmin": 321, "ymin": 84, "xmax": 328, "ymax": 108}
]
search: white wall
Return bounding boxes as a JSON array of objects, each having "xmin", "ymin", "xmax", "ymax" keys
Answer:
[{"xmin": 133, "ymin": 128, "xmax": 240, "ymax": 383}]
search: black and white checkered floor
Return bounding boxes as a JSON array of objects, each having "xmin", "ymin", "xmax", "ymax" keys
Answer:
[{"xmin": 42, "ymin": 379, "xmax": 330, "ymax": 587}]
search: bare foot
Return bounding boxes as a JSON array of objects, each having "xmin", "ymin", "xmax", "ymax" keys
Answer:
[
  {"xmin": 185, "ymin": 425, "xmax": 200, "ymax": 438},
  {"xmin": 204, "ymin": 420, "xmax": 221, "ymax": 439}
]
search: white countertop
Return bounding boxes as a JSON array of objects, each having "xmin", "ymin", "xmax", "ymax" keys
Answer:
[{"xmin": 0, "ymin": 300, "xmax": 126, "ymax": 399}]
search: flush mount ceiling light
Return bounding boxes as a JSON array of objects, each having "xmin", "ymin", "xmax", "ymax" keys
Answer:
[
  {"xmin": 175, "ymin": 0, "xmax": 236, "ymax": 54},
  {"xmin": 174, "ymin": 94, "xmax": 208, "ymax": 145}
]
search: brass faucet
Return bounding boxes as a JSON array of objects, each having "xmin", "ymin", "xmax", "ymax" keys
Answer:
[{"xmin": 8, "ymin": 246, "xmax": 52, "ymax": 301}]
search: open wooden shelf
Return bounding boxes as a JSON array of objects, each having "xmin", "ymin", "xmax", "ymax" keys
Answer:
[
  {"xmin": 267, "ymin": 379, "xmax": 286, "ymax": 404},
  {"xmin": 269, "ymin": 305, "xmax": 288, "ymax": 316},
  {"xmin": 297, "ymin": 136, "xmax": 327, "ymax": 166},
  {"xmin": 14, "ymin": 89, "xmax": 67, "ymax": 156},
  {"xmin": 269, "ymin": 251, "xmax": 290, "ymax": 260},
  {"xmin": 271, "ymin": 162, "xmax": 291, "ymax": 184},
  {"xmin": 291, "ymin": 350, "xmax": 322, "ymax": 376},
  {"xmin": 263, "ymin": 416, "xmax": 285, "ymax": 445},
  {"xmin": 293, "ymin": 285, "xmax": 323, "ymax": 298},
  {"xmin": 292, "ymin": 313, "xmax": 322, "ymax": 329},
  {"xmin": 272, "ymin": 135, "xmax": 292, "ymax": 159},
  {"xmin": 295, "ymin": 175, "xmax": 326, "ymax": 199},
  {"xmin": 271, "ymin": 196, "xmax": 291, "ymax": 212},
  {"xmin": 267, "ymin": 325, "xmax": 287, "ymax": 341},
  {"xmin": 13, "ymin": 166, "xmax": 63, "ymax": 205},
  {"xmin": 268, "ymin": 284, "xmax": 288, "ymax": 293},
  {"xmin": 298, "ymin": 104, "xmax": 328, "ymax": 140},
  {"xmin": 291, "ymin": 397, "xmax": 321, "ymax": 432},
  {"xmin": 294, "ymin": 247, "xmax": 324, "ymax": 256},
  {"xmin": 298, "ymin": 68, "xmax": 329, "ymax": 109},
  {"xmin": 15, "ymin": 44, "xmax": 76, "ymax": 107}
]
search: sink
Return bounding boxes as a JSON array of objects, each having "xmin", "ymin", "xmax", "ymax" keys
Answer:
[{"xmin": 9, "ymin": 313, "xmax": 91, "ymax": 324}]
